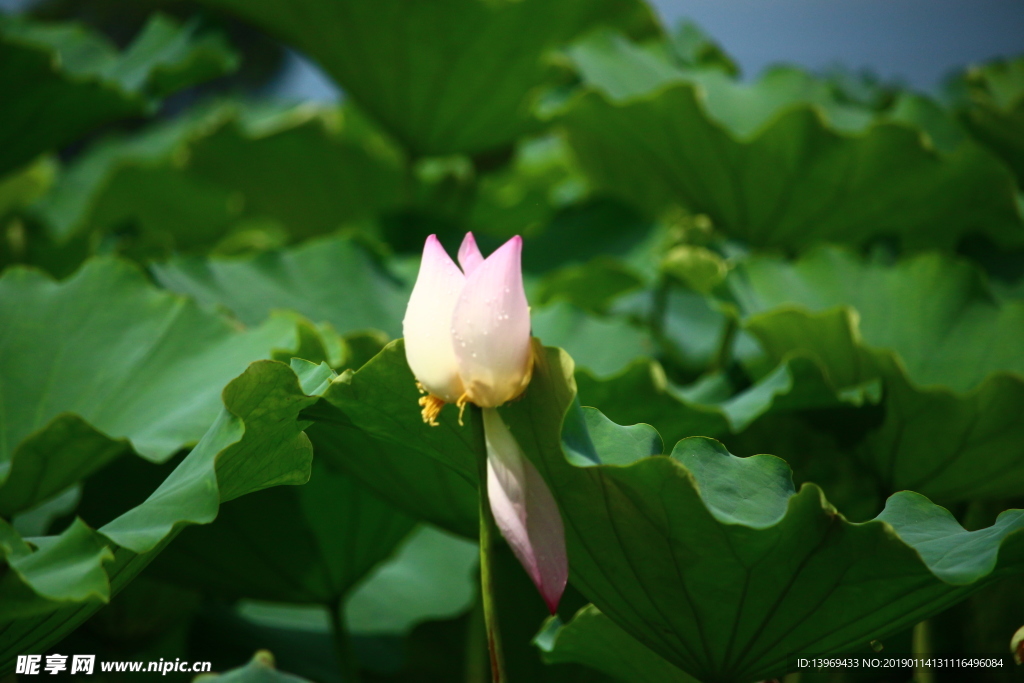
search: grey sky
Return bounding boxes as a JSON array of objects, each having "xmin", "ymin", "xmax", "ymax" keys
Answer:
[{"xmin": 652, "ymin": 0, "xmax": 1024, "ymax": 89}]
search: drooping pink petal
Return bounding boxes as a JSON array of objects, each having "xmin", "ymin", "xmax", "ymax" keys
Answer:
[
  {"xmin": 451, "ymin": 236, "xmax": 532, "ymax": 407},
  {"xmin": 483, "ymin": 408, "xmax": 567, "ymax": 613},
  {"xmin": 402, "ymin": 235, "xmax": 465, "ymax": 403},
  {"xmin": 458, "ymin": 232, "xmax": 484, "ymax": 276}
]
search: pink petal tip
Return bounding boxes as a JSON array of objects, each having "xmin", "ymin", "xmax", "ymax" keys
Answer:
[{"xmin": 458, "ymin": 232, "xmax": 485, "ymax": 275}]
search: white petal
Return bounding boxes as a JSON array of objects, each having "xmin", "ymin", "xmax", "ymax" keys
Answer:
[
  {"xmin": 451, "ymin": 236, "xmax": 532, "ymax": 407},
  {"xmin": 483, "ymin": 408, "xmax": 567, "ymax": 613},
  {"xmin": 402, "ymin": 235, "xmax": 465, "ymax": 402},
  {"xmin": 458, "ymin": 232, "xmax": 484, "ymax": 276}
]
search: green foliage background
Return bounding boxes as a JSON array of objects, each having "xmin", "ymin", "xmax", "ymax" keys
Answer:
[{"xmin": 1, "ymin": 0, "xmax": 1023, "ymax": 681}]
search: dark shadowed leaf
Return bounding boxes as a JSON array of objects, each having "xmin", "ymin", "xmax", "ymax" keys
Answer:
[
  {"xmin": 729, "ymin": 247, "xmax": 1024, "ymax": 501},
  {"xmin": 0, "ymin": 360, "xmax": 316, "ymax": 673},
  {"xmin": 148, "ymin": 456, "xmax": 415, "ymax": 604},
  {"xmin": 0, "ymin": 14, "xmax": 236, "ymax": 177}
]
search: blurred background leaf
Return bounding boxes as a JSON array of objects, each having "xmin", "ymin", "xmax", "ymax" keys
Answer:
[{"xmin": 0, "ymin": 12, "xmax": 237, "ymax": 177}]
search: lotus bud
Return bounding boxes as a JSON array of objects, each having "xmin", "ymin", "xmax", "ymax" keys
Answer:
[
  {"xmin": 484, "ymin": 407, "xmax": 567, "ymax": 613},
  {"xmin": 404, "ymin": 232, "xmax": 567, "ymax": 612},
  {"xmin": 403, "ymin": 232, "xmax": 533, "ymax": 424}
]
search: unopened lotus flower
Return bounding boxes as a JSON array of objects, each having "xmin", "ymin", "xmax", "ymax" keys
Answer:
[
  {"xmin": 403, "ymin": 232, "xmax": 534, "ymax": 424},
  {"xmin": 403, "ymin": 232, "xmax": 567, "ymax": 613}
]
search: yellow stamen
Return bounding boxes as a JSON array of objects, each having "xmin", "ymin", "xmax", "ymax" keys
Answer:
[
  {"xmin": 456, "ymin": 392, "xmax": 470, "ymax": 426},
  {"xmin": 418, "ymin": 393, "xmax": 445, "ymax": 426}
]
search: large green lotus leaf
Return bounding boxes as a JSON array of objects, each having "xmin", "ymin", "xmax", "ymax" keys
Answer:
[
  {"xmin": 954, "ymin": 56, "xmax": 1024, "ymax": 185},
  {"xmin": 0, "ymin": 257, "xmax": 313, "ymax": 516},
  {"xmin": 0, "ymin": 14, "xmax": 236, "ymax": 178},
  {"xmin": 556, "ymin": 32, "xmax": 1024, "ymax": 250},
  {"xmin": 301, "ymin": 337, "xmax": 873, "ymax": 540},
  {"xmin": 492, "ymin": 345, "xmax": 1024, "ymax": 682},
  {"xmin": 0, "ymin": 360, "xmax": 316, "ymax": 672},
  {"xmin": 729, "ymin": 247, "xmax": 1024, "ymax": 501},
  {"xmin": 153, "ymin": 234, "xmax": 409, "ymax": 340},
  {"xmin": 194, "ymin": 0, "xmax": 657, "ymax": 157},
  {"xmin": 147, "ymin": 454, "xmax": 415, "ymax": 604},
  {"xmin": 536, "ymin": 605, "xmax": 696, "ymax": 683},
  {"xmin": 296, "ymin": 357, "xmax": 479, "ymax": 538},
  {"xmin": 34, "ymin": 101, "xmax": 402, "ymax": 254},
  {"xmin": 302, "ymin": 341, "xmax": 1024, "ymax": 681}
]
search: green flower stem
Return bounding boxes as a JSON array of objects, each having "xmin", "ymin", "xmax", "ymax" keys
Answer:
[
  {"xmin": 471, "ymin": 405, "xmax": 507, "ymax": 683},
  {"xmin": 329, "ymin": 599, "xmax": 362, "ymax": 683},
  {"xmin": 463, "ymin": 591, "xmax": 489, "ymax": 683},
  {"xmin": 912, "ymin": 620, "xmax": 935, "ymax": 683}
]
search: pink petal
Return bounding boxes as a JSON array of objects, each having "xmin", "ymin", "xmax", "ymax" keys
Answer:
[
  {"xmin": 483, "ymin": 408, "xmax": 567, "ymax": 613},
  {"xmin": 402, "ymin": 235, "xmax": 465, "ymax": 403},
  {"xmin": 451, "ymin": 236, "xmax": 532, "ymax": 407},
  {"xmin": 458, "ymin": 232, "xmax": 485, "ymax": 275}
]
